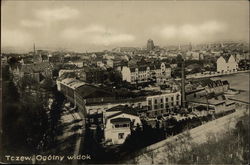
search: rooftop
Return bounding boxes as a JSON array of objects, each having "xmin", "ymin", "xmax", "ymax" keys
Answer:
[
  {"xmin": 75, "ymin": 85, "xmax": 114, "ymax": 99},
  {"xmin": 106, "ymin": 105, "xmax": 139, "ymax": 117},
  {"xmin": 110, "ymin": 117, "xmax": 131, "ymax": 123}
]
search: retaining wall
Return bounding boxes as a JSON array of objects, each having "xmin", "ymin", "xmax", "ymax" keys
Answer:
[{"xmin": 124, "ymin": 108, "xmax": 249, "ymax": 164}]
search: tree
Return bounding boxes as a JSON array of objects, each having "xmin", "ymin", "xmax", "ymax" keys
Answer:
[{"xmin": 2, "ymin": 79, "xmax": 49, "ymax": 156}]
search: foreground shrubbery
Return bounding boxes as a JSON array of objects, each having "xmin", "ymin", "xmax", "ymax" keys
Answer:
[
  {"xmin": 176, "ymin": 114, "xmax": 249, "ymax": 164},
  {"xmin": 2, "ymin": 68, "xmax": 65, "ymax": 162}
]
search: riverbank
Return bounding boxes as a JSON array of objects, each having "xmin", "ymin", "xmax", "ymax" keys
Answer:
[{"xmin": 186, "ymin": 70, "xmax": 250, "ymax": 79}]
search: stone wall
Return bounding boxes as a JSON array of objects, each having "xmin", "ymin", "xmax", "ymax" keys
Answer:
[{"xmin": 124, "ymin": 107, "xmax": 249, "ymax": 164}]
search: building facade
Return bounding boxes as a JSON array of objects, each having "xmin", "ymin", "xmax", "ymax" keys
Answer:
[
  {"xmin": 13, "ymin": 62, "xmax": 53, "ymax": 83},
  {"xmin": 147, "ymin": 39, "xmax": 155, "ymax": 51},
  {"xmin": 121, "ymin": 62, "xmax": 171, "ymax": 83},
  {"xmin": 104, "ymin": 105, "xmax": 141, "ymax": 145},
  {"xmin": 146, "ymin": 91, "xmax": 181, "ymax": 117},
  {"xmin": 216, "ymin": 55, "xmax": 238, "ymax": 73}
]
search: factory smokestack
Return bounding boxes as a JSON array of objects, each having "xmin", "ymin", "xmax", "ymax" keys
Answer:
[{"xmin": 181, "ymin": 57, "xmax": 186, "ymax": 108}]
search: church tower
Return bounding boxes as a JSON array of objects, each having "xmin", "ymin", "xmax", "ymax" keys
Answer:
[
  {"xmin": 147, "ymin": 39, "xmax": 155, "ymax": 51},
  {"xmin": 33, "ymin": 43, "xmax": 42, "ymax": 63}
]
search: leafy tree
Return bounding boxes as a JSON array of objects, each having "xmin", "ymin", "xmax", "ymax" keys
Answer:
[{"xmin": 2, "ymin": 79, "xmax": 49, "ymax": 156}]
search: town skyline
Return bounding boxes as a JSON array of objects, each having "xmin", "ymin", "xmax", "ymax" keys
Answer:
[{"xmin": 2, "ymin": 1, "xmax": 249, "ymax": 53}]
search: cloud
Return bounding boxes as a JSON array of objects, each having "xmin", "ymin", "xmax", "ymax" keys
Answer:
[
  {"xmin": 35, "ymin": 7, "xmax": 79, "ymax": 21},
  {"xmin": 161, "ymin": 26, "xmax": 177, "ymax": 38},
  {"xmin": 91, "ymin": 33, "xmax": 135, "ymax": 45},
  {"xmin": 20, "ymin": 7, "xmax": 79, "ymax": 28},
  {"xmin": 20, "ymin": 19, "xmax": 43, "ymax": 28},
  {"xmin": 1, "ymin": 29, "xmax": 33, "ymax": 47},
  {"xmin": 61, "ymin": 25, "xmax": 135, "ymax": 46},
  {"xmin": 155, "ymin": 21, "xmax": 227, "ymax": 42}
]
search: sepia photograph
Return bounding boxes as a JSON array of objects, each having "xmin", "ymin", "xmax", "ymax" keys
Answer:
[{"xmin": 0, "ymin": 0, "xmax": 249, "ymax": 164}]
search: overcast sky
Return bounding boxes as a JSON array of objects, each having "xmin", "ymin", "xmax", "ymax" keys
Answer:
[{"xmin": 1, "ymin": 1, "xmax": 249, "ymax": 52}]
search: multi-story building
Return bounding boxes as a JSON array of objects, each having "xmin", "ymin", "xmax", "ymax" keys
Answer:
[
  {"xmin": 13, "ymin": 62, "xmax": 53, "ymax": 83},
  {"xmin": 216, "ymin": 55, "xmax": 238, "ymax": 73},
  {"xmin": 146, "ymin": 91, "xmax": 181, "ymax": 117},
  {"xmin": 121, "ymin": 62, "xmax": 171, "ymax": 83},
  {"xmin": 85, "ymin": 96, "xmax": 147, "ymax": 115},
  {"xmin": 57, "ymin": 78, "xmax": 115, "ymax": 115},
  {"xmin": 84, "ymin": 67, "xmax": 107, "ymax": 84},
  {"xmin": 57, "ymin": 78, "xmax": 86, "ymax": 105}
]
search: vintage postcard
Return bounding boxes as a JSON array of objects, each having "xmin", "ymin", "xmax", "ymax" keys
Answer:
[{"xmin": 1, "ymin": 0, "xmax": 249, "ymax": 164}]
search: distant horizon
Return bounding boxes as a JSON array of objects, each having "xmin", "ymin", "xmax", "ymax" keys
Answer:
[{"xmin": 1, "ymin": 39, "xmax": 249, "ymax": 54}]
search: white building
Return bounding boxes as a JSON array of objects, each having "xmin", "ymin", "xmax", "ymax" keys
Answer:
[
  {"xmin": 216, "ymin": 55, "xmax": 238, "ymax": 73},
  {"xmin": 121, "ymin": 62, "xmax": 171, "ymax": 83},
  {"xmin": 106, "ymin": 59, "xmax": 114, "ymax": 68},
  {"xmin": 146, "ymin": 91, "xmax": 181, "ymax": 117},
  {"xmin": 104, "ymin": 105, "xmax": 142, "ymax": 145}
]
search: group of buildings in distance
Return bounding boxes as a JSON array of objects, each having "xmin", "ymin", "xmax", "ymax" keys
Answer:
[{"xmin": 3, "ymin": 39, "xmax": 249, "ymax": 145}]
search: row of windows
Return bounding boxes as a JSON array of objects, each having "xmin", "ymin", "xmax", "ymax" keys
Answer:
[
  {"xmin": 148, "ymin": 96, "xmax": 180, "ymax": 104},
  {"xmin": 132, "ymin": 68, "xmax": 163, "ymax": 73},
  {"xmin": 132, "ymin": 74, "xmax": 149, "ymax": 79}
]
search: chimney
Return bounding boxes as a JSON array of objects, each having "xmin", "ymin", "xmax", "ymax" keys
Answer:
[{"xmin": 181, "ymin": 58, "xmax": 186, "ymax": 108}]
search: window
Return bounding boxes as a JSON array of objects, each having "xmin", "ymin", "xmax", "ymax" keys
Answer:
[
  {"xmin": 171, "ymin": 97, "xmax": 174, "ymax": 101},
  {"xmin": 166, "ymin": 97, "xmax": 168, "ymax": 102},
  {"xmin": 160, "ymin": 98, "xmax": 163, "ymax": 103},
  {"xmin": 118, "ymin": 133, "xmax": 125, "ymax": 139},
  {"xmin": 90, "ymin": 118, "xmax": 94, "ymax": 123},
  {"xmin": 154, "ymin": 105, "xmax": 158, "ymax": 109},
  {"xmin": 148, "ymin": 99, "xmax": 152, "ymax": 105},
  {"xmin": 154, "ymin": 99, "xmax": 158, "ymax": 104},
  {"xmin": 177, "ymin": 95, "xmax": 180, "ymax": 100},
  {"xmin": 161, "ymin": 104, "xmax": 164, "ymax": 108}
]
